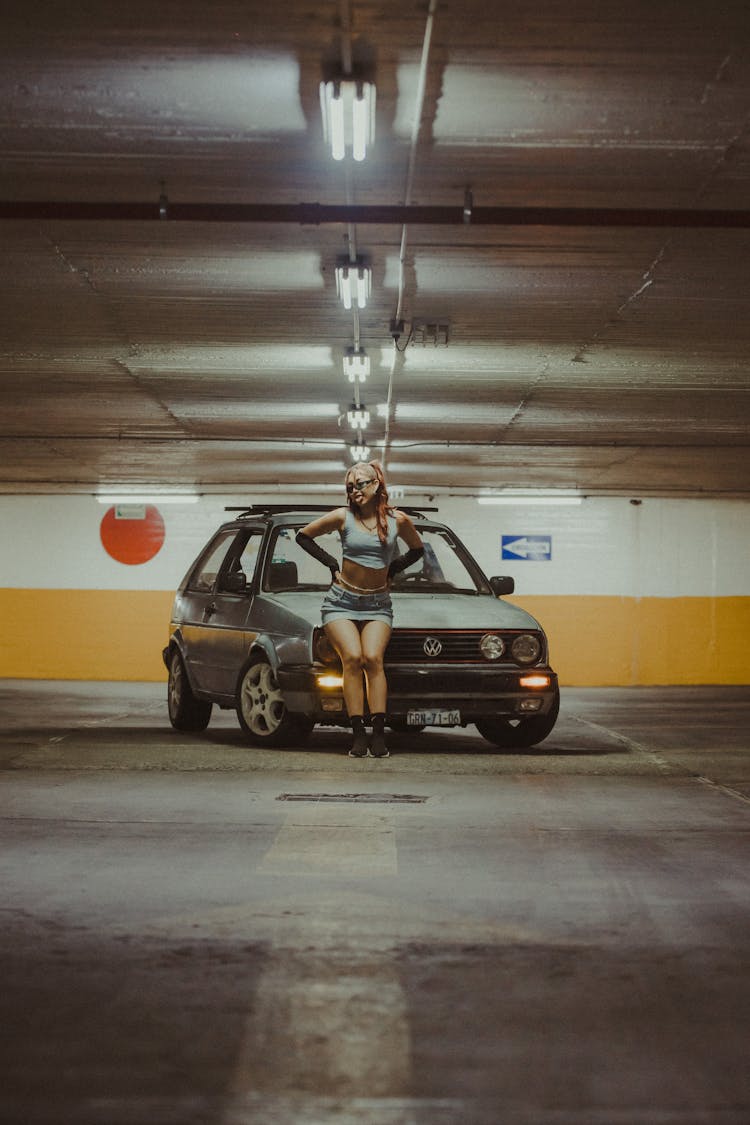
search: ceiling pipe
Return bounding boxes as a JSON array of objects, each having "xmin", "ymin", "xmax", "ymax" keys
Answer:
[
  {"xmin": 396, "ymin": 0, "xmax": 438, "ymax": 322},
  {"xmin": 3, "ymin": 201, "xmax": 750, "ymax": 226},
  {"xmin": 339, "ymin": 0, "xmax": 353, "ymax": 76},
  {"xmin": 383, "ymin": 0, "xmax": 439, "ymax": 472}
]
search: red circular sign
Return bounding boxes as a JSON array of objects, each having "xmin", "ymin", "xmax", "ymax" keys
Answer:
[{"xmin": 100, "ymin": 505, "xmax": 165, "ymax": 565}]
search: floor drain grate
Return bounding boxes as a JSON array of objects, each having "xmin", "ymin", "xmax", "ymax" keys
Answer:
[{"xmin": 277, "ymin": 792, "xmax": 428, "ymax": 804}]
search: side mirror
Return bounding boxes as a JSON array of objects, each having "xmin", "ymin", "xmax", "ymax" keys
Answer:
[
  {"xmin": 489, "ymin": 575, "xmax": 515, "ymax": 596},
  {"xmin": 222, "ymin": 571, "xmax": 247, "ymax": 593}
]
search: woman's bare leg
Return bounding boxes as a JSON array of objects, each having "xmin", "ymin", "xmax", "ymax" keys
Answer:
[
  {"xmin": 360, "ymin": 620, "xmax": 392, "ymax": 713},
  {"xmin": 360, "ymin": 620, "xmax": 392, "ymax": 757},
  {"xmin": 324, "ymin": 618, "xmax": 365, "ymax": 716}
]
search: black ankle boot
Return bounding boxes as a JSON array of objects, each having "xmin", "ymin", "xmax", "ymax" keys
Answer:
[
  {"xmin": 369, "ymin": 712, "xmax": 389, "ymax": 758},
  {"xmin": 348, "ymin": 715, "xmax": 368, "ymax": 758}
]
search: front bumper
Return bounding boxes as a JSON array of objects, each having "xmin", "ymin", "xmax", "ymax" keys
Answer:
[{"xmin": 277, "ymin": 663, "xmax": 559, "ymax": 723}]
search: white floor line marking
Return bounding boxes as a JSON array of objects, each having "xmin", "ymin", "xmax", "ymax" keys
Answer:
[
  {"xmin": 570, "ymin": 714, "xmax": 675, "ymax": 773},
  {"xmin": 694, "ymin": 774, "xmax": 750, "ymax": 807},
  {"xmin": 225, "ymin": 805, "xmax": 411, "ymax": 1122},
  {"xmin": 47, "ymin": 708, "xmax": 154, "ymax": 743},
  {"xmin": 572, "ymin": 714, "xmax": 750, "ymax": 806},
  {"xmin": 223, "ymin": 952, "xmax": 415, "ymax": 1124},
  {"xmin": 257, "ymin": 806, "xmax": 398, "ymax": 877}
]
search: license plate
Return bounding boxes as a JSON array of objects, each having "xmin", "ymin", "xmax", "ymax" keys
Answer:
[{"xmin": 407, "ymin": 709, "xmax": 461, "ymax": 727}]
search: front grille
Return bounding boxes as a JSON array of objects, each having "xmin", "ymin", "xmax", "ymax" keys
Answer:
[
  {"xmin": 388, "ymin": 670, "xmax": 515, "ymax": 693},
  {"xmin": 385, "ymin": 629, "xmax": 539, "ymax": 664}
]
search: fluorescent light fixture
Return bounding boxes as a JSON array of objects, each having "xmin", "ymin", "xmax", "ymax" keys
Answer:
[
  {"xmin": 319, "ymin": 79, "xmax": 376, "ymax": 161},
  {"xmin": 96, "ymin": 494, "xmax": 200, "ymax": 504},
  {"xmin": 477, "ymin": 496, "xmax": 583, "ymax": 506},
  {"xmin": 325, "ymin": 83, "xmax": 346, "ymax": 160},
  {"xmin": 350, "ymin": 442, "xmax": 370, "ymax": 460},
  {"xmin": 347, "ymin": 405, "xmax": 370, "ymax": 429},
  {"xmin": 335, "ymin": 260, "xmax": 371, "ymax": 310},
  {"xmin": 343, "ymin": 348, "xmax": 370, "ymax": 381}
]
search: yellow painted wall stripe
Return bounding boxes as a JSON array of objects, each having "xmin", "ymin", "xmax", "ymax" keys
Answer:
[
  {"xmin": 0, "ymin": 589, "xmax": 747, "ymax": 686},
  {"xmin": 509, "ymin": 595, "xmax": 750, "ymax": 686},
  {"xmin": 0, "ymin": 590, "xmax": 173, "ymax": 681}
]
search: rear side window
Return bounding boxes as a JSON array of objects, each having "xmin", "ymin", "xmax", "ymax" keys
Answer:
[{"xmin": 187, "ymin": 530, "xmax": 239, "ymax": 593}]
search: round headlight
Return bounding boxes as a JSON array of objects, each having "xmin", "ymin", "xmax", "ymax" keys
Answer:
[
  {"xmin": 479, "ymin": 633, "xmax": 505, "ymax": 661},
  {"xmin": 511, "ymin": 634, "xmax": 542, "ymax": 665}
]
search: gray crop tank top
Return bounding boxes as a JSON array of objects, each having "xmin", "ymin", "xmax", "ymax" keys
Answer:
[{"xmin": 341, "ymin": 508, "xmax": 398, "ymax": 569}]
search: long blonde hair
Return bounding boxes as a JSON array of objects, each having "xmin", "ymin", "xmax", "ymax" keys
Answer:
[{"xmin": 346, "ymin": 460, "xmax": 393, "ymax": 544}]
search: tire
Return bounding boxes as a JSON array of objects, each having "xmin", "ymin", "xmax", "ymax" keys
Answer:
[
  {"xmin": 167, "ymin": 649, "xmax": 212, "ymax": 732},
  {"xmin": 236, "ymin": 658, "xmax": 312, "ymax": 747},
  {"xmin": 475, "ymin": 689, "xmax": 559, "ymax": 749}
]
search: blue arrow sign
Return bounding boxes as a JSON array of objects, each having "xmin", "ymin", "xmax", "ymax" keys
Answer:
[{"xmin": 502, "ymin": 535, "xmax": 552, "ymax": 561}]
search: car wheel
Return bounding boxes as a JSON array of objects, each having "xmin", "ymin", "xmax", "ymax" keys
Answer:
[
  {"xmin": 167, "ymin": 649, "xmax": 212, "ymax": 732},
  {"xmin": 236, "ymin": 658, "xmax": 312, "ymax": 747},
  {"xmin": 475, "ymin": 690, "xmax": 559, "ymax": 749}
]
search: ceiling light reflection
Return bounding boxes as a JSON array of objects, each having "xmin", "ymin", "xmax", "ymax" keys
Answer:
[
  {"xmin": 29, "ymin": 56, "xmax": 308, "ymax": 133},
  {"xmin": 132, "ymin": 345, "xmax": 334, "ymax": 373},
  {"xmin": 477, "ymin": 496, "xmax": 583, "ymax": 506},
  {"xmin": 96, "ymin": 493, "xmax": 199, "ymax": 504}
]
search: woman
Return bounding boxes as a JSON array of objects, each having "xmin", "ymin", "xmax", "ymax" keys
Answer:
[{"xmin": 296, "ymin": 461, "xmax": 423, "ymax": 758}]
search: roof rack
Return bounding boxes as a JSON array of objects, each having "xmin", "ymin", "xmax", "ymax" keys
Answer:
[{"xmin": 225, "ymin": 503, "xmax": 439, "ymax": 519}]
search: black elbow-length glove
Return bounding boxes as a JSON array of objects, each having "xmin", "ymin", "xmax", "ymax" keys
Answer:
[
  {"xmin": 296, "ymin": 531, "xmax": 339, "ymax": 582},
  {"xmin": 387, "ymin": 545, "xmax": 424, "ymax": 579}
]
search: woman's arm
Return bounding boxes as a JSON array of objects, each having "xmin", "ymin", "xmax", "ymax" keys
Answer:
[
  {"xmin": 395, "ymin": 510, "xmax": 423, "ymax": 549},
  {"xmin": 387, "ymin": 511, "xmax": 424, "ymax": 578},
  {"xmin": 295, "ymin": 508, "xmax": 346, "ymax": 581},
  {"xmin": 298, "ymin": 508, "xmax": 346, "ymax": 540}
]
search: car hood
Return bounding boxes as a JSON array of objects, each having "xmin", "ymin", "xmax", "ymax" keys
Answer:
[{"xmin": 262, "ymin": 590, "xmax": 542, "ymax": 632}]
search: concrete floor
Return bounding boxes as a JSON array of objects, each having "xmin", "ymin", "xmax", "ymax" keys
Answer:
[{"xmin": 1, "ymin": 682, "xmax": 749, "ymax": 1125}]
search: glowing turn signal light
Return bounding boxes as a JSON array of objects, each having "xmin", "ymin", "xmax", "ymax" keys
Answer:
[
  {"xmin": 317, "ymin": 674, "xmax": 344, "ymax": 689},
  {"xmin": 519, "ymin": 674, "xmax": 551, "ymax": 689}
]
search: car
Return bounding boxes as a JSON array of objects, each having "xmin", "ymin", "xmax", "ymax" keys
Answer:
[{"xmin": 162, "ymin": 504, "xmax": 560, "ymax": 749}]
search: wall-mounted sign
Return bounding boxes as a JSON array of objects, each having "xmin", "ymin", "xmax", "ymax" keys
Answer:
[
  {"xmin": 502, "ymin": 534, "xmax": 552, "ymax": 561},
  {"xmin": 100, "ymin": 505, "xmax": 165, "ymax": 565},
  {"xmin": 115, "ymin": 504, "xmax": 146, "ymax": 520}
]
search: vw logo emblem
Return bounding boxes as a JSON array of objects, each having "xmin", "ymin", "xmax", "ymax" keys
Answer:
[{"xmin": 423, "ymin": 636, "xmax": 442, "ymax": 657}]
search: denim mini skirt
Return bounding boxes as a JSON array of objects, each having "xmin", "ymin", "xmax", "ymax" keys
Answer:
[{"xmin": 321, "ymin": 582, "xmax": 393, "ymax": 626}]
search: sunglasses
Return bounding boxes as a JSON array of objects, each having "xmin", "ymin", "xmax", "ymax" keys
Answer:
[{"xmin": 346, "ymin": 478, "xmax": 377, "ymax": 493}]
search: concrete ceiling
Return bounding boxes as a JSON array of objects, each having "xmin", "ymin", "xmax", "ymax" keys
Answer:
[{"xmin": 1, "ymin": 0, "xmax": 749, "ymax": 499}]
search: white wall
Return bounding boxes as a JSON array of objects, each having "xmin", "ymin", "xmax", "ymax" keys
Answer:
[
  {"xmin": 1, "ymin": 493, "xmax": 748, "ymax": 598},
  {"xmin": 437, "ymin": 496, "xmax": 750, "ymax": 598}
]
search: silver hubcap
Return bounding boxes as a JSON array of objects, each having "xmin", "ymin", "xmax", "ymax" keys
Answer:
[{"xmin": 240, "ymin": 663, "xmax": 285, "ymax": 736}]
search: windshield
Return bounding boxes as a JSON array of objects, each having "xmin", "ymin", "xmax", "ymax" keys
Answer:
[{"xmin": 264, "ymin": 523, "xmax": 488, "ymax": 594}]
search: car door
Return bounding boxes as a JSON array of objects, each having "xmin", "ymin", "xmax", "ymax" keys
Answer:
[
  {"xmin": 196, "ymin": 530, "xmax": 265, "ymax": 696},
  {"xmin": 179, "ymin": 527, "xmax": 263, "ymax": 695}
]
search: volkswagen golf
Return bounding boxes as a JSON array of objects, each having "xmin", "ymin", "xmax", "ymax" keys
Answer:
[{"xmin": 163, "ymin": 505, "xmax": 559, "ymax": 749}]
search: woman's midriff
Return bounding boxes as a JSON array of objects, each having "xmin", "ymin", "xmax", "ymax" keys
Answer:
[{"xmin": 339, "ymin": 559, "xmax": 388, "ymax": 593}]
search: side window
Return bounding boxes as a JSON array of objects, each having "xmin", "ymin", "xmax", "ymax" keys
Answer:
[
  {"xmin": 265, "ymin": 526, "xmax": 340, "ymax": 588},
  {"xmin": 187, "ymin": 530, "xmax": 240, "ymax": 593},
  {"xmin": 237, "ymin": 532, "xmax": 263, "ymax": 583},
  {"xmin": 217, "ymin": 528, "xmax": 264, "ymax": 594},
  {"xmin": 215, "ymin": 529, "xmax": 265, "ymax": 593}
]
